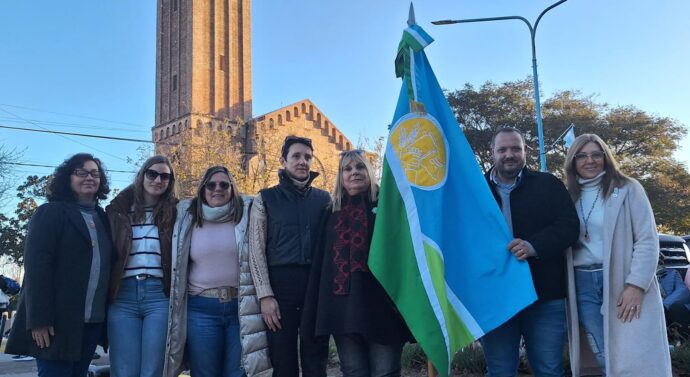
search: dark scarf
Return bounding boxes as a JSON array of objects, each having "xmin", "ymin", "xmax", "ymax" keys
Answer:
[{"xmin": 332, "ymin": 193, "xmax": 371, "ymax": 295}]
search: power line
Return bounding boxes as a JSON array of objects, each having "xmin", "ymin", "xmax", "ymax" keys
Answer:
[
  {"xmin": 0, "ymin": 107, "xmax": 133, "ymax": 162},
  {"xmin": 0, "ymin": 103, "xmax": 148, "ymax": 128},
  {"xmin": 0, "ymin": 124, "xmax": 153, "ymax": 144},
  {"xmin": 6, "ymin": 162, "xmax": 137, "ymax": 174},
  {"xmin": 0, "ymin": 117, "xmax": 149, "ymax": 134}
]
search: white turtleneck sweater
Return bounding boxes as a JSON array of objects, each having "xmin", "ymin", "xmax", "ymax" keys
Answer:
[{"xmin": 573, "ymin": 172, "xmax": 606, "ymax": 267}]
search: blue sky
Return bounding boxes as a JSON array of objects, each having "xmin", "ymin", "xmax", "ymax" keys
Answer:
[{"xmin": 1, "ymin": 0, "xmax": 689, "ymax": 195}]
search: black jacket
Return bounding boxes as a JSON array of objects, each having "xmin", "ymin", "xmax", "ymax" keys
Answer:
[
  {"xmin": 5, "ymin": 201, "xmax": 113, "ymax": 361},
  {"xmin": 486, "ymin": 167, "xmax": 580, "ymax": 301},
  {"xmin": 260, "ymin": 170, "xmax": 331, "ymax": 266}
]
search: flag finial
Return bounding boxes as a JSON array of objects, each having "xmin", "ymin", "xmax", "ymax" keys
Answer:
[{"xmin": 407, "ymin": 3, "xmax": 416, "ymax": 26}]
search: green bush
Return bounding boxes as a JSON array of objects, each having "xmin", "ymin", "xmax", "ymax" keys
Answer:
[
  {"xmin": 671, "ymin": 343, "xmax": 690, "ymax": 373},
  {"xmin": 452, "ymin": 343, "xmax": 486, "ymax": 375},
  {"xmin": 401, "ymin": 343, "xmax": 427, "ymax": 370}
]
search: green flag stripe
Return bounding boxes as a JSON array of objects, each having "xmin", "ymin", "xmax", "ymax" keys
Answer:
[
  {"xmin": 404, "ymin": 26, "xmax": 432, "ymax": 49},
  {"xmin": 384, "ymin": 146, "xmax": 458, "ymax": 368},
  {"xmin": 370, "ymin": 160, "xmax": 451, "ymax": 377},
  {"xmin": 423, "ymin": 240, "xmax": 475, "ymax": 352},
  {"xmin": 424, "ymin": 236, "xmax": 485, "ymax": 339}
]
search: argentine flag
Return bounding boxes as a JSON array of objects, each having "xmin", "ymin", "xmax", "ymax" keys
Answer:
[{"xmin": 368, "ymin": 19, "xmax": 537, "ymax": 377}]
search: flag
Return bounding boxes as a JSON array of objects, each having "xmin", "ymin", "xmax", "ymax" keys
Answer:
[
  {"xmin": 368, "ymin": 18, "xmax": 537, "ymax": 377},
  {"xmin": 563, "ymin": 125, "xmax": 576, "ymax": 148}
]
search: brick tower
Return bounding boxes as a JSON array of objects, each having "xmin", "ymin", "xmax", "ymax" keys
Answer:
[{"xmin": 153, "ymin": 0, "xmax": 251, "ymax": 146}]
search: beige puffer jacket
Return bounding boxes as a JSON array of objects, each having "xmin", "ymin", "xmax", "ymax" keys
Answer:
[{"xmin": 162, "ymin": 196, "xmax": 272, "ymax": 377}]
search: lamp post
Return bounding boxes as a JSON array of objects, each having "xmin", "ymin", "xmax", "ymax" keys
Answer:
[{"xmin": 433, "ymin": 0, "xmax": 567, "ymax": 172}]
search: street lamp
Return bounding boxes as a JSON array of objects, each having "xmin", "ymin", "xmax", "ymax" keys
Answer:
[{"xmin": 433, "ymin": 0, "xmax": 567, "ymax": 172}]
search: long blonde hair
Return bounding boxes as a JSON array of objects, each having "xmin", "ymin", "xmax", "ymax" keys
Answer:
[
  {"xmin": 331, "ymin": 150, "xmax": 377, "ymax": 212},
  {"xmin": 563, "ymin": 133, "xmax": 628, "ymax": 201}
]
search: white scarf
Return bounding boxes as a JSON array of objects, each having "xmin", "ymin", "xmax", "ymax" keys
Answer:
[{"xmin": 201, "ymin": 202, "xmax": 234, "ymax": 223}]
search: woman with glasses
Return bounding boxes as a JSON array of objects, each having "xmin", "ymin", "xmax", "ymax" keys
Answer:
[
  {"xmin": 303, "ymin": 150, "xmax": 412, "ymax": 377},
  {"xmin": 564, "ymin": 134, "xmax": 671, "ymax": 376},
  {"xmin": 6, "ymin": 153, "xmax": 113, "ymax": 377},
  {"xmin": 105, "ymin": 155, "xmax": 177, "ymax": 377},
  {"xmin": 163, "ymin": 166, "xmax": 271, "ymax": 377}
]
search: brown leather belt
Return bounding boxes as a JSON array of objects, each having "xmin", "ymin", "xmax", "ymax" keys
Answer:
[{"xmin": 198, "ymin": 287, "xmax": 238, "ymax": 303}]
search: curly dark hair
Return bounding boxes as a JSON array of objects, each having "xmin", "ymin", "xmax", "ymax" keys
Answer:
[{"xmin": 46, "ymin": 153, "xmax": 110, "ymax": 202}]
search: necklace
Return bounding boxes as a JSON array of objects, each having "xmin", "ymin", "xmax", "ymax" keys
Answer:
[{"xmin": 578, "ymin": 186, "xmax": 602, "ymax": 242}]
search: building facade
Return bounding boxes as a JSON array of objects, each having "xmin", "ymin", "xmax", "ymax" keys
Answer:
[{"xmin": 153, "ymin": 0, "xmax": 353, "ymax": 191}]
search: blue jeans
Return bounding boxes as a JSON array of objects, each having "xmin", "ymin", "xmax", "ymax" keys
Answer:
[
  {"xmin": 35, "ymin": 322, "xmax": 102, "ymax": 377},
  {"xmin": 108, "ymin": 277, "xmax": 169, "ymax": 377},
  {"xmin": 334, "ymin": 334, "xmax": 403, "ymax": 377},
  {"xmin": 481, "ymin": 299, "xmax": 566, "ymax": 377},
  {"xmin": 186, "ymin": 295, "xmax": 244, "ymax": 377},
  {"xmin": 574, "ymin": 269, "xmax": 606, "ymax": 373}
]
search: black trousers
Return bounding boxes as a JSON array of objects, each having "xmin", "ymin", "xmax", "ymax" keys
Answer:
[{"xmin": 267, "ymin": 265, "xmax": 328, "ymax": 377}]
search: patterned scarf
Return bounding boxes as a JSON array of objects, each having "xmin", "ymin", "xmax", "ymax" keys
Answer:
[{"xmin": 332, "ymin": 193, "xmax": 370, "ymax": 295}]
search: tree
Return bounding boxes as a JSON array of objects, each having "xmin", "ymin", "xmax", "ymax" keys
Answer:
[
  {"xmin": 446, "ymin": 77, "xmax": 690, "ymax": 234},
  {"xmin": 167, "ymin": 123, "xmax": 247, "ymax": 197},
  {"xmin": 0, "ymin": 145, "xmax": 22, "ymax": 205},
  {"xmin": 0, "ymin": 175, "xmax": 50, "ymax": 267}
]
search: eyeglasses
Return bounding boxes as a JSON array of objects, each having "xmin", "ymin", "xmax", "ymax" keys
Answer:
[
  {"xmin": 205, "ymin": 181, "xmax": 231, "ymax": 191},
  {"xmin": 145, "ymin": 169, "xmax": 172, "ymax": 181},
  {"xmin": 574, "ymin": 151, "xmax": 605, "ymax": 162},
  {"xmin": 73, "ymin": 169, "xmax": 101, "ymax": 178}
]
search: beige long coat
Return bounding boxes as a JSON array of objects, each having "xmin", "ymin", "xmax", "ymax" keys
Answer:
[{"xmin": 566, "ymin": 178, "xmax": 672, "ymax": 377}]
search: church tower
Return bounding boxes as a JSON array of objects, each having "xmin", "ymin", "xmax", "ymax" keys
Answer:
[{"xmin": 153, "ymin": 0, "xmax": 251, "ymax": 145}]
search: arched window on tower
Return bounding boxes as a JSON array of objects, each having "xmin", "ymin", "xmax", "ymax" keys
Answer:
[
  {"xmin": 293, "ymin": 107, "xmax": 298, "ymax": 117},
  {"xmin": 301, "ymin": 103, "xmax": 306, "ymax": 114},
  {"xmin": 172, "ymin": 124, "xmax": 177, "ymax": 134},
  {"xmin": 278, "ymin": 114, "xmax": 283, "ymax": 125},
  {"xmin": 309, "ymin": 105, "xmax": 314, "ymax": 120},
  {"xmin": 316, "ymin": 113, "xmax": 322, "ymax": 128},
  {"xmin": 286, "ymin": 110, "xmax": 291, "ymax": 122},
  {"xmin": 269, "ymin": 118, "xmax": 274, "ymax": 129},
  {"xmin": 166, "ymin": 127, "xmax": 170, "ymax": 138}
]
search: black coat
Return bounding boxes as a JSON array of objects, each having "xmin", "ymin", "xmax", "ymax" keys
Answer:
[
  {"xmin": 485, "ymin": 168, "xmax": 580, "ymax": 301},
  {"xmin": 302, "ymin": 194, "xmax": 413, "ymax": 345},
  {"xmin": 5, "ymin": 201, "xmax": 113, "ymax": 361}
]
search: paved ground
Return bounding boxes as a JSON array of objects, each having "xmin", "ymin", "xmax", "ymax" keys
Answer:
[{"xmin": 0, "ymin": 338, "xmax": 110, "ymax": 376}]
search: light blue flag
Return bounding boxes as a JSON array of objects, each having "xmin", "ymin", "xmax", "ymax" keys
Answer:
[
  {"xmin": 564, "ymin": 125, "xmax": 576, "ymax": 148},
  {"xmin": 370, "ymin": 21, "xmax": 538, "ymax": 377}
]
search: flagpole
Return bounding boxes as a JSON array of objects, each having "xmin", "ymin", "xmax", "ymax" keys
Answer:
[{"xmin": 432, "ymin": 0, "xmax": 568, "ymax": 172}]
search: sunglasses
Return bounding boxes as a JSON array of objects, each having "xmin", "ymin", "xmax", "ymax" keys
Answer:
[
  {"xmin": 145, "ymin": 169, "xmax": 172, "ymax": 181},
  {"xmin": 205, "ymin": 181, "xmax": 231, "ymax": 191},
  {"xmin": 73, "ymin": 169, "xmax": 101, "ymax": 178}
]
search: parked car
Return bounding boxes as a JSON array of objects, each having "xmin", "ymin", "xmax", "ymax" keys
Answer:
[{"xmin": 659, "ymin": 233, "xmax": 690, "ymax": 279}]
